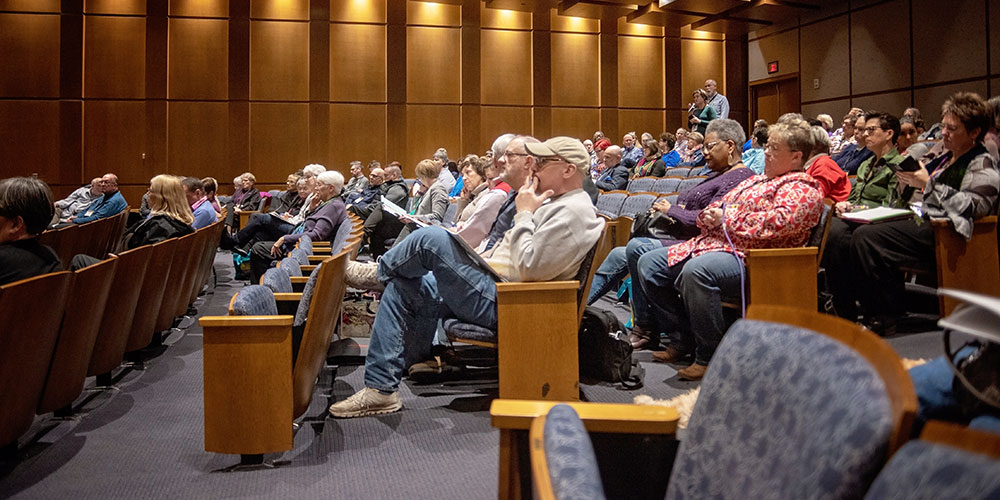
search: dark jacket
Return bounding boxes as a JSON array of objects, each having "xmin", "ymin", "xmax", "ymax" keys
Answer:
[
  {"xmin": 283, "ymin": 197, "xmax": 347, "ymax": 248},
  {"xmin": 270, "ymin": 190, "xmax": 304, "ymax": 215},
  {"xmin": 233, "ymin": 188, "xmax": 262, "ymax": 211},
  {"xmin": 379, "ymin": 179, "xmax": 409, "ymax": 216},
  {"xmin": 596, "ymin": 165, "xmax": 630, "ymax": 191},
  {"xmin": 123, "ymin": 214, "xmax": 194, "ymax": 250},
  {"xmin": 0, "ymin": 238, "xmax": 62, "ymax": 286}
]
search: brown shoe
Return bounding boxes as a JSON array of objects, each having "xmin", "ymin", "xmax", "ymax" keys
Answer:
[
  {"xmin": 651, "ymin": 346, "xmax": 688, "ymax": 364},
  {"xmin": 629, "ymin": 326, "xmax": 657, "ymax": 350},
  {"xmin": 677, "ymin": 362, "xmax": 708, "ymax": 381}
]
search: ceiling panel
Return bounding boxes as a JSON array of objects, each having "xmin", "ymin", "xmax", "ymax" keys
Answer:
[
  {"xmin": 557, "ymin": 0, "xmax": 637, "ymax": 20},
  {"xmin": 657, "ymin": 0, "xmax": 748, "ymax": 15},
  {"xmin": 626, "ymin": 2, "xmax": 702, "ymax": 28}
]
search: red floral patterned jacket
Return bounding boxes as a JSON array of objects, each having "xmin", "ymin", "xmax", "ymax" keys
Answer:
[{"xmin": 666, "ymin": 172, "xmax": 823, "ymax": 267}]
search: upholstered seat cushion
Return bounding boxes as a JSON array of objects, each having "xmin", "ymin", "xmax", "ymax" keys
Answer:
[
  {"xmin": 288, "ymin": 248, "xmax": 310, "ymax": 266},
  {"xmin": 544, "ymin": 404, "xmax": 607, "ymax": 500},
  {"xmin": 298, "ymin": 234, "xmax": 313, "ymax": 255},
  {"xmin": 231, "ymin": 285, "xmax": 278, "ymax": 316},
  {"xmin": 278, "ymin": 257, "xmax": 301, "ymax": 277},
  {"xmin": 864, "ymin": 440, "xmax": 1000, "ymax": 499},
  {"xmin": 261, "ymin": 267, "xmax": 293, "ymax": 293},
  {"xmin": 666, "ymin": 318, "xmax": 893, "ymax": 500},
  {"xmin": 293, "ymin": 263, "xmax": 321, "ymax": 327},
  {"xmin": 443, "ymin": 318, "xmax": 497, "ymax": 344}
]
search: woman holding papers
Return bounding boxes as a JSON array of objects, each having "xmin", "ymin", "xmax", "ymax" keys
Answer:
[
  {"xmin": 825, "ymin": 93, "xmax": 999, "ymax": 333},
  {"xmin": 393, "ymin": 159, "xmax": 450, "ymax": 244}
]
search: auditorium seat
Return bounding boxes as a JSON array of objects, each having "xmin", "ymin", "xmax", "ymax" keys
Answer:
[
  {"xmin": 186, "ymin": 221, "xmax": 223, "ymax": 306},
  {"xmin": 676, "ymin": 176, "xmax": 707, "ymax": 193},
  {"xmin": 595, "ymin": 191, "xmax": 627, "ymax": 218},
  {"xmin": 0, "ymin": 271, "xmax": 74, "ymax": 450},
  {"xmin": 626, "ymin": 176, "xmax": 656, "ymax": 193},
  {"xmin": 125, "ymin": 238, "xmax": 179, "ymax": 356},
  {"xmin": 651, "ymin": 176, "xmax": 683, "ymax": 194},
  {"xmin": 37, "ymin": 255, "xmax": 118, "ymax": 415},
  {"xmin": 155, "ymin": 232, "xmax": 200, "ymax": 335},
  {"xmin": 88, "ymin": 244, "xmax": 153, "ymax": 386},
  {"xmin": 930, "ymin": 216, "xmax": 1000, "ymax": 315}
]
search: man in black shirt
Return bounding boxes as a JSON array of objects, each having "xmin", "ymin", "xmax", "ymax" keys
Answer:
[{"xmin": 0, "ymin": 177, "xmax": 62, "ymax": 286}]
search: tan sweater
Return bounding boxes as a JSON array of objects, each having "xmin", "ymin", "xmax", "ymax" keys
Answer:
[{"xmin": 485, "ymin": 188, "xmax": 604, "ymax": 282}]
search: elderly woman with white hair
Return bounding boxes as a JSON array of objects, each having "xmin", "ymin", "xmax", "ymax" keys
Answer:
[{"xmin": 247, "ymin": 170, "xmax": 347, "ymax": 283}]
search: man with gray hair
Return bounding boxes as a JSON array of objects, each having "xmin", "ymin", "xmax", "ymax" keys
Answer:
[
  {"xmin": 54, "ymin": 177, "xmax": 102, "ymax": 223},
  {"xmin": 344, "ymin": 161, "xmax": 368, "ymax": 197},
  {"xmin": 704, "ymin": 79, "xmax": 730, "ymax": 118},
  {"xmin": 329, "ymin": 136, "xmax": 603, "ymax": 418},
  {"xmin": 70, "ymin": 173, "xmax": 127, "ymax": 224}
]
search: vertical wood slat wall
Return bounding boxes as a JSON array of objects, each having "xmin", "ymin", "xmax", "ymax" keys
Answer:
[{"xmin": 0, "ymin": 0, "xmax": 731, "ymax": 203}]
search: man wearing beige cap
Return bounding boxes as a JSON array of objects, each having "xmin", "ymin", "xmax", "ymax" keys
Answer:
[{"xmin": 329, "ymin": 136, "xmax": 604, "ymax": 418}]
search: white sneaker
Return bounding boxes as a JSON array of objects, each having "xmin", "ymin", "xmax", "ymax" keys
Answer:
[
  {"xmin": 328, "ymin": 387, "xmax": 401, "ymax": 418},
  {"xmin": 346, "ymin": 260, "xmax": 383, "ymax": 291}
]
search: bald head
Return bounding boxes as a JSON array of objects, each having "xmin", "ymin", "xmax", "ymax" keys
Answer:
[{"xmin": 603, "ymin": 145, "xmax": 622, "ymax": 166}]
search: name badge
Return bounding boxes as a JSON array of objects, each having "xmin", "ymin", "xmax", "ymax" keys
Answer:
[{"xmin": 84, "ymin": 210, "xmax": 94, "ymax": 217}]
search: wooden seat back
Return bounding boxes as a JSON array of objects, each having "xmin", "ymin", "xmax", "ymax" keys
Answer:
[
  {"xmin": 38, "ymin": 256, "xmax": 118, "ymax": 414},
  {"xmin": 88, "ymin": 244, "xmax": 153, "ymax": 378},
  {"xmin": 188, "ymin": 221, "xmax": 222, "ymax": 305},
  {"xmin": 126, "ymin": 238, "xmax": 179, "ymax": 352},
  {"xmin": 155, "ymin": 232, "xmax": 200, "ymax": 333},
  {"xmin": 173, "ymin": 225, "xmax": 209, "ymax": 316},
  {"xmin": 55, "ymin": 223, "xmax": 86, "ymax": 268},
  {"xmin": 0, "ymin": 271, "xmax": 73, "ymax": 447},
  {"xmin": 932, "ymin": 216, "xmax": 1000, "ymax": 315},
  {"xmin": 84, "ymin": 216, "xmax": 114, "ymax": 259},
  {"xmin": 106, "ymin": 209, "xmax": 130, "ymax": 255}
]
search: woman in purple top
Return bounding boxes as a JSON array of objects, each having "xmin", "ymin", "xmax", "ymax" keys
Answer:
[{"xmin": 588, "ymin": 119, "xmax": 756, "ymax": 307}]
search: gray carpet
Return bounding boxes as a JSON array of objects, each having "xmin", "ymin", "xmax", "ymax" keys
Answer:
[{"xmin": 0, "ymin": 252, "xmax": 947, "ymax": 499}]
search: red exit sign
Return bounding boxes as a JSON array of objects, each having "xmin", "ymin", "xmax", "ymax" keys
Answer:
[{"xmin": 768, "ymin": 61, "xmax": 779, "ymax": 74}]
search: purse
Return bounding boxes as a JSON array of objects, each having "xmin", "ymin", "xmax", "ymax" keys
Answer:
[
  {"xmin": 578, "ymin": 306, "xmax": 643, "ymax": 390},
  {"xmin": 630, "ymin": 209, "xmax": 677, "ymax": 240}
]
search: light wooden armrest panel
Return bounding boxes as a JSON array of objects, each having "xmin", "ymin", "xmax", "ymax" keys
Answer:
[
  {"xmin": 495, "ymin": 281, "xmax": 578, "ymax": 293},
  {"xmin": 289, "ymin": 276, "xmax": 309, "ymax": 284},
  {"xmin": 200, "ymin": 315, "xmax": 294, "ymax": 327},
  {"xmin": 300, "ymin": 264, "xmax": 317, "ymax": 273},
  {"xmin": 307, "ymin": 255, "xmax": 327, "ymax": 263},
  {"xmin": 274, "ymin": 292, "xmax": 302, "ymax": 302},
  {"xmin": 930, "ymin": 216, "xmax": 999, "ymax": 315},
  {"xmin": 742, "ymin": 246, "xmax": 819, "ymax": 310},
  {"xmin": 745, "ymin": 247, "xmax": 818, "ymax": 258},
  {"xmin": 491, "ymin": 399, "xmax": 678, "ymax": 434}
]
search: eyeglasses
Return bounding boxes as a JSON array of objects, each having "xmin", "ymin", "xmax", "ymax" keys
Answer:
[
  {"xmin": 764, "ymin": 143, "xmax": 786, "ymax": 153},
  {"xmin": 503, "ymin": 152, "xmax": 530, "ymax": 160},
  {"xmin": 535, "ymin": 157, "xmax": 566, "ymax": 169},
  {"xmin": 863, "ymin": 126, "xmax": 883, "ymax": 134}
]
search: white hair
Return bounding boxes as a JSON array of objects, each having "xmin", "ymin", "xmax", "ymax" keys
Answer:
[
  {"xmin": 316, "ymin": 170, "xmax": 345, "ymax": 191},
  {"xmin": 302, "ymin": 164, "xmax": 326, "ymax": 178}
]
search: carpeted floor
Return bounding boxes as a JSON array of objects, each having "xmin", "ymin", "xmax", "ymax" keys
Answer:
[{"xmin": 0, "ymin": 252, "xmax": 949, "ymax": 499}]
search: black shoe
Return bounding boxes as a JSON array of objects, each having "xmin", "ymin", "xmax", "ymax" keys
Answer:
[
  {"xmin": 629, "ymin": 326, "xmax": 659, "ymax": 350},
  {"xmin": 862, "ymin": 314, "xmax": 898, "ymax": 336}
]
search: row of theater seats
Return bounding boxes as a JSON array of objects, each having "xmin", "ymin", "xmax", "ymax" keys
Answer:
[
  {"xmin": 622, "ymin": 173, "xmax": 709, "ymax": 195},
  {"xmin": 198, "ymin": 214, "xmax": 364, "ymax": 468},
  {"xmin": 0, "ymin": 220, "xmax": 224, "ymax": 451},
  {"xmin": 39, "ymin": 210, "xmax": 130, "ymax": 268}
]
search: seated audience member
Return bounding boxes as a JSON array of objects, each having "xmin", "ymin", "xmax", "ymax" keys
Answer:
[
  {"xmin": 182, "ymin": 177, "xmax": 217, "ymax": 229},
  {"xmin": 589, "ymin": 138, "xmax": 613, "ymax": 180},
  {"xmin": 328, "ymin": 136, "xmax": 603, "ymax": 418},
  {"xmin": 70, "ymin": 173, "xmax": 127, "ymax": 225},
  {"xmin": 833, "ymin": 114, "xmax": 875, "ymax": 174},
  {"xmin": 346, "ymin": 167, "xmax": 385, "ymax": 218},
  {"xmin": 620, "ymin": 132, "xmax": 644, "ymax": 172},
  {"xmin": 200, "ymin": 177, "xmax": 222, "ymax": 213},
  {"xmin": 344, "ymin": 161, "xmax": 368, "ymax": 197},
  {"xmin": 827, "ymin": 93, "xmax": 999, "ymax": 332},
  {"xmin": 897, "ymin": 116, "xmax": 922, "ymax": 157},
  {"xmin": 584, "ymin": 139, "xmax": 596, "ymax": 168},
  {"xmin": 816, "ymin": 113, "xmax": 834, "ymax": 133},
  {"xmin": 268, "ymin": 173, "xmax": 302, "ymax": 215},
  {"xmin": 139, "ymin": 191, "xmax": 151, "ymax": 218},
  {"xmin": 909, "ymin": 337, "xmax": 1000, "ymax": 432},
  {"xmin": 742, "ymin": 124, "xmax": 769, "ymax": 174},
  {"xmin": 595, "ymin": 145, "xmax": 628, "ymax": 190},
  {"xmin": 843, "ymin": 111, "xmax": 906, "ymax": 211},
  {"xmin": 679, "ymin": 132, "xmax": 706, "ymax": 168},
  {"xmin": 430, "ymin": 148, "xmax": 456, "ymax": 195},
  {"xmin": 742, "ymin": 119, "xmax": 768, "ymax": 152},
  {"xmin": 588, "ymin": 119, "xmax": 756, "ymax": 309},
  {"xmin": 54, "ymin": 177, "xmax": 102, "ymax": 223},
  {"xmin": 453, "ymin": 153, "xmax": 510, "ymax": 247},
  {"xmin": 223, "ymin": 172, "xmax": 262, "ymax": 231},
  {"xmin": 394, "ymin": 159, "xmax": 451, "ymax": 244},
  {"xmin": 983, "ymin": 96, "xmax": 1000, "ymax": 161},
  {"xmin": 0, "ymin": 177, "xmax": 62, "ymax": 286},
  {"xmin": 633, "ymin": 139, "xmax": 667, "ymax": 177},
  {"xmin": 804, "ymin": 125, "xmax": 851, "ymax": 201},
  {"xmin": 247, "ymin": 171, "xmax": 347, "ymax": 283},
  {"xmin": 658, "ymin": 133, "xmax": 682, "ymax": 170},
  {"xmin": 830, "ymin": 108, "xmax": 865, "ymax": 155},
  {"xmin": 287, "ymin": 164, "xmax": 327, "ymax": 224},
  {"xmin": 632, "ymin": 118, "xmax": 823, "ymax": 379},
  {"xmin": 689, "ymin": 89, "xmax": 718, "ymax": 136},
  {"xmin": 363, "ymin": 163, "xmax": 408, "ymax": 258},
  {"xmin": 674, "ymin": 128, "xmax": 690, "ymax": 161}
]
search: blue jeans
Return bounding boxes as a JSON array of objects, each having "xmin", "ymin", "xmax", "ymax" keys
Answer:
[
  {"xmin": 364, "ymin": 226, "xmax": 498, "ymax": 392},
  {"xmin": 635, "ymin": 249, "xmax": 744, "ymax": 365},
  {"xmin": 586, "ymin": 237, "xmax": 664, "ymax": 305},
  {"xmin": 908, "ymin": 345, "xmax": 1000, "ymax": 431}
]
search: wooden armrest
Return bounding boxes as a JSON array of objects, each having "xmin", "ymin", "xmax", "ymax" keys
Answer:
[
  {"xmin": 274, "ymin": 292, "xmax": 302, "ymax": 303},
  {"xmin": 744, "ymin": 247, "xmax": 817, "ymax": 258},
  {"xmin": 307, "ymin": 255, "xmax": 327, "ymax": 263},
  {"xmin": 289, "ymin": 276, "xmax": 309, "ymax": 284},
  {"xmin": 931, "ymin": 215, "xmax": 997, "ymax": 228},
  {"xmin": 744, "ymin": 246, "xmax": 819, "ymax": 310},
  {"xmin": 490, "ymin": 399, "xmax": 678, "ymax": 434},
  {"xmin": 300, "ymin": 264, "xmax": 317, "ymax": 273},
  {"xmin": 200, "ymin": 315, "xmax": 294, "ymax": 327},
  {"xmin": 495, "ymin": 281, "xmax": 578, "ymax": 293}
]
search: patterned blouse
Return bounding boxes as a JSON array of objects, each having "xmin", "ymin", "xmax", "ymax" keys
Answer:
[{"xmin": 666, "ymin": 172, "xmax": 823, "ymax": 267}]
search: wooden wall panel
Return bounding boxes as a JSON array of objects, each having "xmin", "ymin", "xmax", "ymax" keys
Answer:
[
  {"xmin": 0, "ymin": 101, "xmax": 61, "ymax": 181},
  {"xmin": 550, "ymin": 32, "xmax": 599, "ymax": 107},
  {"xmin": 619, "ymin": 36, "xmax": 664, "ymax": 109},
  {"xmin": 618, "ymin": 18, "xmax": 662, "ymax": 37},
  {"xmin": 330, "ymin": 0, "xmax": 386, "ymax": 23},
  {"xmin": 168, "ymin": 18, "xmax": 228, "ymax": 100},
  {"xmin": 329, "ymin": 24, "xmax": 386, "ymax": 102},
  {"xmin": 250, "ymin": 0, "xmax": 308, "ymax": 21},
  {"xmin": 84, "ymin": 16, "xmax": 146, "ymax": 98},
  {"xmin": 167, "ymin": 102, "xmax": 229, "ymax": 177},
  {"xmin": 406, "ymin": 27, "xmax": 461, "ymax": 104},
  {"xmin": 799, "ymin": 15, "xmax": 849, "ymax": 103},
  {"xmin": 481, "ymin": 105, "xmax": 532, "ymax": 146},
  {"xmin": 550, "ymin": 12, "xmax": 598, "ymax": 33},
  {"xmin": 851, "ymin": 90, "xmax": 911, "ymax": 118},
  {"xmin": 406, "ymin": 105, "xmax": 461, "ymax": 174},
  {"xmin": 850, "ymin": 0, "xmax": 910, "ymax": 95},
  {"xmin": 618, "ymin": 109, "xmax": 665, "ymax": 139},
  {"xmin": 250, "ymin": 21, "xmax": 309, "ymax": 101},
  {"xmin": 801, "ymin": 99, "xmax": 851, "ymax": 125},
  {"xmin": 912, "ymin": 0, "xmax": 986, "ymax": 86},
  {"xmin": 84, "ymin": 0, "xmax": 144, "ymax": 15},
  {"xmin": 329, "ymin": 103, "xmax": 387, "ymax": 170},
  {"xmin": 249, "ymin": 103, "xmax": 311, "ymax": 180},
  {"xmin": 408, "ymin": 1, "xmax": 461, "ymax": 27},
  {"xmin": 169, "ymin": 0, "xmax": 229, "ymax": 18},
  {"xmin": 83, "ymin": 101, "xmax": 149, "ymax": 185},
  {"xmin": 0, "ymin": 0, "xmax": 60, "ymax": 12},
  {"xmin": 915, "ymin": 81, "xmax": 989, "ymax": 125},
  {"xmin": 0, "ymin": 14, "xmax": 60, "ymax": 98},
  {"xmin": 992, "ymin": 2, "xmax": 1000, "ymax": 77},
  {"xmin": 747, "ymin": 28, "xmax": 797, "ymax": 83},
  {"xmin": 480, "ymin": 4, "xmax": 531, "ymax": 29},
  {"xmin": 481, "ymin": 30, "xmax": 532, "ymax": 105},
  {"xmin": 550, "ymin": 107, "xmax": 600, "ymax": 140},
  {"xmin": 680, "ymin": 38, "xmax": 723, "ymax": 109}
]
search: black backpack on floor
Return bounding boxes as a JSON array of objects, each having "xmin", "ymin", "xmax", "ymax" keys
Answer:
[{"xmin": 578, "ymin": 306, "xmax": 643, "ymax": 390}]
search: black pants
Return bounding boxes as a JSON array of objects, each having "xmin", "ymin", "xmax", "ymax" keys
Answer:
[
  {"xmin": 249, "ymin": 240, "xmax": 283, "ymax": 284},
  {"xmin": 234, "ymin": 213, "xmax": 294, "ymax": 249},
  {"xmin": 363, "ymin": 209, "xmax": 403, "ymax": 258}
]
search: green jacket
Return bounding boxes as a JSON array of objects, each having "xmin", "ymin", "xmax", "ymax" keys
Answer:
[{"xmin": 847, "ymin": 147, "xmax": 903, "ymax": 208}]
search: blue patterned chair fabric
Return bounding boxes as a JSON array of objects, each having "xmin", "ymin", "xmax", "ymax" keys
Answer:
[
  {"xmin": 864, "ymin": 439, "xmax": 1000, "ymax": 499},
  {"xmin": 676, "ymin": 177, "xmax": 706, "ymax": 193},
  {"xmin": 664, "ymin": 167, "xmax": 690, "ymax": 177},
  {"xmin": 330, "ymin": 219, "xmax": 353, "ymax": 254},
  {"xmin": 619, "ymin": 194, "xmax": 657, "ymax": 218},
  {"xmin": 595, "ymin": 192, "xmax": 627, "ymax": 218},
  {"xmin": 298, "ymin": 234, "xmax": 313, "ymax": 255},
  {"xmin": 293, "ymin": 263, "xmax": 321, "ymax": 327},
  {"xmin": 666, "ymin": 318, "xmax": 894, "ymax": 500},
  {"xmin": 261, "ymin": 267, "xmax": 293, "ymax": 293},
  {"xmin": 652, "ymin": 177, "xmax": 682, "ymax": 194},
  {"xmin": 444, "ymin": 318, "xmax": 497, "ymax": 344},
  {"xmin": 627, "ymin": 178, "xmax": 655, "ymax": 193},
  {"xmin": 231, "ymin": 285, "xmax": 278, "ymax": 316},
  {"xmin": 278, "ymin": 257, "xmax": 302, "ymax": 277},
  {"xmin": 288, "ymin": 248, "xmax": 310, "ymax": 266},
  {"xmin": 443, "ymin": 202, "xmax": 459, "ymax": 225},
  {"xmin": 543, "ymin": 404, "xmax": 607, "ymax": 500}
]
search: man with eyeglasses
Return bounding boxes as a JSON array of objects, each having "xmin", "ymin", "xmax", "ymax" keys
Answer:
[
  {"xmin": 833, "ymin": 114, "xmax": 874, "ymax": 175},
  {"xmin": 69, "ymin": 173, "xmax": 127, "ymax": 224},
  {"xmin": 329, "ymin": 136, "xmax": 603, "ymax": 418},
  {"xmin": 595, "ymin": 145, "xmax": 628, "ymax": 191}
]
